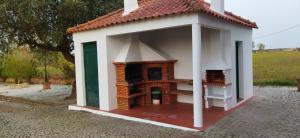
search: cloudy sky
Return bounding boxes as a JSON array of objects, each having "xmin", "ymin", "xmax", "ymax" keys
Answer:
[{"xmin": 221, "ymin": 0, "xmax": 300, "ymax": 49}]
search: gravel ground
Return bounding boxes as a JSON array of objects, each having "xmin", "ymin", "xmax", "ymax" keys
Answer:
[
  {"xmin": 0, "ymin": 84, "xmax": 71, "ymax": 104},
  {"xmin": 0, "ymin": 86, "xmax": 299, "ymax": 138}
]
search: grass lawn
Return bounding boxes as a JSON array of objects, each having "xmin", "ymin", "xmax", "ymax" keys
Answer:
[{"xmin": 253, "ymin": 51, "xmax": 300, "ymax": 86}]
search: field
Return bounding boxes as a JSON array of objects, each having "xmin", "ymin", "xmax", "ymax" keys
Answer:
[{"xmin": 253, "ymin": 51, "xmax": 300, "ymax": 86}]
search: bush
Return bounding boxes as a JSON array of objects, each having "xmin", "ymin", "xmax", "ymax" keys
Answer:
[
  {"xmin": 61, "ymin": 63, "xmax": 75, "ymax": 79},
  {"xmin": 1, "ymin": 47, "xmax": 36, "ymax": 83},
  {"xmin": 35, "ymin": 66, "xmax": 65, "ymax": 78},
  {"xmin": 0, "ymin": 47, "xmax": 75, "ymax": 82},
  {"xmin": 56, "ymin": 53, "xmax": 75, "ymax": 79}
]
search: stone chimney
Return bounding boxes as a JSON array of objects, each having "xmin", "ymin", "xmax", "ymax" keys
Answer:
[
  {"xmin": 211, "ymin": 0, "xmax": 225, "ymax": 14},
  {"xmin": 123, "ymin": 0, "xmax": 139, "ymax": 16}
]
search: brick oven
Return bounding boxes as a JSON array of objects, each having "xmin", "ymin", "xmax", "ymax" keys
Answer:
[
  {"xmin": 204, "ymin": 69, "xmax": 232, "ymax": 111},
  {"xmin": 114, "ymin": 60, "xmax": 178, "ymax": 110},
  {"xmin": 205, "ymin": 70, "xmax": 228, "ymax": 85}
]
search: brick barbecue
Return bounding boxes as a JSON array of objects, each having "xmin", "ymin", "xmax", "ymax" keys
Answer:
[{"xmin": 114, "ymin": 61, "xmax": 178, "ymax": 110}]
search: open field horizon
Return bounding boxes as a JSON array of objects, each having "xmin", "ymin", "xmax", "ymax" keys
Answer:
[{"xmin": 253, "ymin": 51, "xmax": 300, "ymax": 86}]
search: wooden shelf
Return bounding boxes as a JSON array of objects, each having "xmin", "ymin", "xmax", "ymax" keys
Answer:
[
  {"xmin": 113, "ymin": 60, "xmax": 178, "ymax": 65},
  {"xmin": 170, "ymin": 79, "xmax": 193, "ymax": 85},
  {"xmin": 116, "ymin": 81, "xmax": 145, "ymax": 87},
  {"xmin": 117, "ymin": 92, "xmax": 148, "ymax": 99},
  {"xmin": 144, "ymin": 80, "xmax": 175, "ymax": 83},
  {"xmin": 203, "ymin": 82, "xmax": 232, "ymax": 87},
  {"xmin": 205, "ymin": 94, "xmax": 232, "ymax": 100},
  {"xmin": 117, "ymin": 80, "xmax": 182, "ymax": 86},
  {"xmin": 129, "ymin": 92, "xmax": 147, "ymax": 98},
  {"xmin": 170, "ymin": 90, "xmax": 193, "ymax": 95}
]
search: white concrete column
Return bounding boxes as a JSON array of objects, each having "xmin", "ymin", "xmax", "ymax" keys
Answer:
[
  {"xmin": 192, "ymin": 23, "xmax": 203, "ymax": 128},
  {"xmin": 97, "ymin": 38, "xmax": 111, "ymax": 111},
  {"xmin": 74, "ymin": 42, "xmax": 86, "ymax": 106}
]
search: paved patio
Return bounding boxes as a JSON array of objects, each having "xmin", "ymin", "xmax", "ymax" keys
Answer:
[
  {"xmin": 0, "ymin": 86, "xmax": 299, "ymax": 137},
  {"xmin": 110, "ymin": 103, "xmax": 232, "ymax": 130}
]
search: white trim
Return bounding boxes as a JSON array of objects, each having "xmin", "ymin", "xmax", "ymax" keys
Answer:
[
  {"xmin": 96, "ymin": 41, "xmax": 102, "ymax": 109},
  {"xmin": 73, "ymin": 14, "xmax": 199, "ymax": 38},
  {"xmin": 68, "ymin": 105, "xmax": 199, "ymax": 132}
]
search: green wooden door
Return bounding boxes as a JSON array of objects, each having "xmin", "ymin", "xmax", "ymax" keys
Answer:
[{"xmin": 83, "ymin": 42, "xmax": 99, "ymax": 108}]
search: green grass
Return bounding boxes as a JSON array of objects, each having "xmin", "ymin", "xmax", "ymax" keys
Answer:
[{"xmin": 253, "ymin": 51, "xmax": 300, "ymax": 86}]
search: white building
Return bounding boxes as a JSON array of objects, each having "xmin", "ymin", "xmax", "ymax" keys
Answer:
[{"xmin": 68, "ymin": 0, "xmax": 257, "ymax": 131}]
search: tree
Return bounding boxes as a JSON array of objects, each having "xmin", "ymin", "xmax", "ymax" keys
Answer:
[
  {"xmin": 0, "ymin": 0, "xmax": 123, "ymax": 63},
  {"xmin": 0, "ymin": 28, "xmax": 10, "ymax": 68},
  {"xmin": 1, "ymin": 47, "xmax": 36, "ymax": 84},
  {"xmin": 257, "ymin": 43, "xmax": 266, "ymax": 51},
  {"xmin": 56, "ymin": 53, "xmax": 75, "ymax": 79},
  {"xmin": 0, "ymin": 0, "xmax": 123, "ymax": 97},
  {"xmin": 32, "ymin": 48, "xmax": 59, "ymax": 88},
  {"xmin": 0, "ymin": 43, "xmax": 14, "ymax": 81}
]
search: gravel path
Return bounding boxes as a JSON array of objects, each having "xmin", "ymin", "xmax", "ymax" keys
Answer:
[
  {"xmin": 0, "ymin": 86, "xmax": 299, "ymax": 138},
  {"xmin": 0, "ymin": 84, "xmax": 71, "ymax": 104}
]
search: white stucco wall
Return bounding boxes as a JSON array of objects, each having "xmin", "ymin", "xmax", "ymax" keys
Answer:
[
  {"xmin": 140, "ymin": 26, "xmax": 232, "ymax": 80},
  {"xmin": 72, "ymin": 13, "xmax": 254, "ymax": 111},
  {"xmin": 73, "ymin": 14, "xmax": 199, "ymax": 111},
  {"xmin": 114, "ymin": 34, "xmax": 172, "ymax": 62},
  {"xmin": 139, "ymin": 26, "xmax": 238, "ymax": 106}
]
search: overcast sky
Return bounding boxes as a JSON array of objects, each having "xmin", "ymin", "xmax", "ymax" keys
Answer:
[{"xmin": 217, "ymin": 0, "xmax": 300, "ymax": 49}]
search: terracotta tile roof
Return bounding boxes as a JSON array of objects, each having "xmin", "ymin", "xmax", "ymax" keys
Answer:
[{"xmin": 67, "ymin": 0, "xmax": 257, "ymax": 34}]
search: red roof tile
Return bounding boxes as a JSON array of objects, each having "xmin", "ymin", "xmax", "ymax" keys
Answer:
[{"xmin": 67, "ymin": 0, "xmax": 257, "ymax": 34}]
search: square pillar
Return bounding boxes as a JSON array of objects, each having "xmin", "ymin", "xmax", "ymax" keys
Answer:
[
  {"xmin": 192, "ymin": 23, "xmax": 203, "ymax": 128},
  {"xmin": 74, "ymin": 42, "xmax": 86, "ymax": 106}
]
